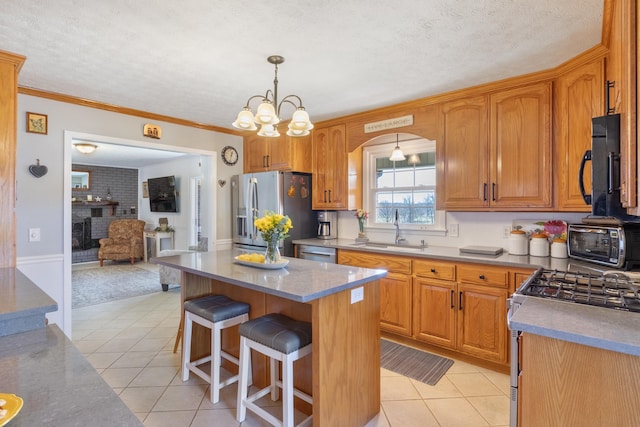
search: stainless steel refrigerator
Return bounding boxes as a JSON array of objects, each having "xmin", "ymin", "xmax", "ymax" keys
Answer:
[{"xmin": 231, "ymin": 171, "xmax": 315, "ymax": 257}]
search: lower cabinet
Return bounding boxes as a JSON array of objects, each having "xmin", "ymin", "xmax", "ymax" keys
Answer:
[
  {"xmin": 413, "ymin": 265, "xmax": 508, "ymax": 364},
  {"xmin": 338, "ymin": 250, "xmax": 413, "ymax": 336},
  {"xmin": 340, "ymin": 249, "xmax": 514, "ymax": 367}
]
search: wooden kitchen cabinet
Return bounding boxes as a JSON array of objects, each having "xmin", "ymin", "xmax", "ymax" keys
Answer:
[
  {"xmin": 519, "ymin": 333, "xmax": 640, "ymax": 427},
  {"xmin": 414, "ymin": 261, "xmax": 508, "ymax": 364},
  {"xmin": 440, "ymin": 82, "xmax": 552, "ymax": 210},
  {"xmin": 312, "ymin": 124, "xmax": 349, "ymax": 209},
  {"xmin": 489, "ymin": 82, "xmax": 553, "ymax": 209},
  {"xmin": 554, "ymin": 57, "xmax": 604, "ymax": 211},
  {"xmin": 440, "ymin": 96, "xmax": 489, "ymax": 209},
  {"xmin": 243, "ymin": 132, "xmax": 311, "ymax": 173},
  {"xmin": 338, "ymin": 250, "xmax": 413, "ymax": 336}
]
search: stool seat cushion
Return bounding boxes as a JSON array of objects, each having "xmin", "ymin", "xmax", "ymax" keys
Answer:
[
  {"xmin": 239, "ymin": 313, "xmax": 312, "ymax": 354},
  {"xmin": 184, "ymin": 295, "xmax": 250, "ymax": 323}
]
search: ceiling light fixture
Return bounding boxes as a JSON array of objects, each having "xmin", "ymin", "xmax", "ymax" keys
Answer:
[
  {"xmin": 389, "ymin": 134, "xmax": 406, "ymax": 161},
  {"xmin": 232, "ymin": 55, "xmax": 313, "ymax": 138},
  {"xmin": 74, "ymin": 143, "xmax": 98, "ymax": 154}
]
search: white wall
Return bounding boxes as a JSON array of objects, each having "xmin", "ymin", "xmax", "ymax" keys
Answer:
[
  {"xmin": 337, "ymin": 210, "xmax": 585, "ymax": 248},
  {"xmin": 16, "ymin": 93, "xmax": 243, "ymax": 336}
]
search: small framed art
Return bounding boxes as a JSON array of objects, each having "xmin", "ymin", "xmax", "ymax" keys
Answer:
[
  {"xmin": 26, "ymin": 112, "xmax": 48, "ymax": 134},
  {"xmin": 142, "ymin": 181, "xmax": 149, "ymax": 198}
]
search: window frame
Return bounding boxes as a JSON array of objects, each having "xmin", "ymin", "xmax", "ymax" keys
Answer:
[{"xmin": 362, "ymin": 138, "xmax": 446, "ymax": 234}]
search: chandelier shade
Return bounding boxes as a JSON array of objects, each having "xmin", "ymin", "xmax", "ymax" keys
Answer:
[
  {"xmin": 232, "ymin": 55, "xmax": 312, "ymax": 137},
  {"xmin": 389, "ymin": 134, "xmax": 406, "ymax": 161}
]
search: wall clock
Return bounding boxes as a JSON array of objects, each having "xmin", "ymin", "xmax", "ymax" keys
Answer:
[{"xmin": 221, "ymin": 146, "xmax": 239, "ymax": 166}]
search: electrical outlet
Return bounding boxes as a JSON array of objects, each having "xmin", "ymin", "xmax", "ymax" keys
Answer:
[
  {"xmin": 449, "ymin": 223, "xmax": 459, "ymax": 237},
  {"xmin": 503, "ymin": 225, "xmax": 512, "ymax": 238},
  {"xmin": 29, "ymin": 228, "xmax": 41, "ymax": 242}
]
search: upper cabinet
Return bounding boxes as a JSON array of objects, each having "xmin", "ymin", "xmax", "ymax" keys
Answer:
[
  {"xmin": 440, "ymin": 82, "xmax": 552, "ymax": 210},
  {"xmin": 554, "ymin": 58, "xmax": 605, "ymax": 211},
  {"xmin": 312, "ymin": 124, "xmax": 349, "ymax": 210},
  {"xmin": 243, "ymin": 132, "xmax": 312, "ymax": 173},
  {"xmin": 440, "ymin": 96, "xmax": 489, "ymax": 209},
  {"xmin": 489, "ymin": 82, "xmax": 553, "ymax": 209}
]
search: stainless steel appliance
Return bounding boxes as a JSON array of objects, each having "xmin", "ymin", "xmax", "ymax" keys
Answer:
[
  {"xmin": 507, "ymin": 268, "xmax": 640, "ymax": 426},
  {"xmin": 297, "ymin": 244, "xmax": 336, "ymax": 263},
  {"xmin": 568, "ymin": 222, "xmax": 640, "ymax": 270},
  {"xmin": 316, "ymin": 211, "xmax": 337, "ymax": 239},
  {"xmin": 231, "ymin": 171, "xmax": 315, "ymax": 257}
]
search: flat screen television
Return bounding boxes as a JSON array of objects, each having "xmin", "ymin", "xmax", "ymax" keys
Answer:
[{"xmin": 148, "ymin": 175, "xmax": 178, "ymax": 213}]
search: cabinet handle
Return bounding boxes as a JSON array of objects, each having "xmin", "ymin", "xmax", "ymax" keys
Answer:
[
  {"xmin": 492, "ymin": 183, "xmax": 496, "ymax": 201},
  {"xmin": 450, "ymin": 290, "xmax": 455, "ymax": 309},
  {"xmin": 483, "ymin": 183, "xmax": 488, "ymax": 201},
  {"xmin": 323, "ymin": 190, "xmax": 327, "ymax": 203},
  {"xmin": 459, "ymin": 291, "xmax": 463, "ymax": 310},
  {"xmin": 479, "ymin": 274, "xmax": 485, "ymax": 280},
  {"xmin": 430, "ymin": 268, "xmax": 436, "ymax": 273},
  {"xmin": 328, "ymin": 189, "xmax": 332, "ymax": 203}
]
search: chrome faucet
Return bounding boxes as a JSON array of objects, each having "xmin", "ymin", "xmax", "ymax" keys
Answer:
[{"xmin": 394, "ymin": 209, "xmax": 406, "ymax": 245}]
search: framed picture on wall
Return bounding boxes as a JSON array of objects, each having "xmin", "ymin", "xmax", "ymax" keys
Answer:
[
  {"xmin": 142, "ymin": 181, "xmax": 149, "ymax": 198},
  {"xmin": 26, "ymin": 112, "xmax": 48, "ymax": 135}
]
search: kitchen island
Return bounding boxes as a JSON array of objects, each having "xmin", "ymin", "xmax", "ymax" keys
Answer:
[{"xmin": 153, "ymin": 249, "xmax": 387, "ymax": 427}]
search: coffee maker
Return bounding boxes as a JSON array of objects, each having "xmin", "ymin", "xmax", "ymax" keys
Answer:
[{"xmin": 317, "ymin": 211, "xmax": 338, "ymax": 240}]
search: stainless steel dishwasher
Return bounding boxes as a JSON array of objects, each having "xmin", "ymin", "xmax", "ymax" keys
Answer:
[{"xmin": 297, "ymin": 244, "xmax": 336, "ymax": 263}]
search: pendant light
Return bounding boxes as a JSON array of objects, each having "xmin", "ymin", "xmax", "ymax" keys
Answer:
[{"xmin": 389, "ymin": 134, "xmax": 405, "ymax": 161}]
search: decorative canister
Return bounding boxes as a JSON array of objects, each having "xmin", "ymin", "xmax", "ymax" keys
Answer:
[
  {"xmin": 509, "ymin": 229, "xmax": 528, "ymax": 255},
  {"xmin": 551, "ymin": 238, "xmax": 568, "ymax": 258},
  {"xmin": 530, "ymin": 233, "xmax": 550, "ymax": 257}
]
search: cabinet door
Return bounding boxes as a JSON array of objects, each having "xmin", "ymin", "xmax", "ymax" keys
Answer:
[
  {"xmin": 244, "ymin": 134, "xmax": 270, "ymax": 172},
  {"xmin": 413, "ymin": 278, "xmax": 456, "ymax": 348},
  {"xmin": 312, "ymin": 124, "xmax": 348, "ymax": 209},
  {"xmin": 555, "ymin": 59, "xmax": 604, "ymax": 211},
  {"xmin": 380, "ymin": 272, "xmax": 413, "ymax": 336},
  {"xmin": 490, "ymin": 82, "xmax": 552, "ymax": 209},
  {"xmin": 441, "ymin": 96, "xmax": 490, "ymax": 209},
  {"xmin": 457, "ymin": 282, "xmax": 507, "ymax": 363}
]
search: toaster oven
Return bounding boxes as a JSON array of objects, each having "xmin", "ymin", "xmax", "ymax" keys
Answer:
[{"xmin": 567, "ymin": 223, "xmax": 640, "ymax": 270}]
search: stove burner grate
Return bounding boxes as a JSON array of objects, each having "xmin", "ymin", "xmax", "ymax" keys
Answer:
[{"xmin": 521, "ymin": 269, "xmax": 640, "ymax": 312}]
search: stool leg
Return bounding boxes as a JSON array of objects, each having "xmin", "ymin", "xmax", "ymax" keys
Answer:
[
  {"xmin": 236, "ymin": 336, "xmax": 250, "ymax": 423},
  {"xmin": 270, "ymin": 357, "xmax": 279, "ymax": 401},
  {"xmin": 282, "ymin": 354, "xmax": 295, "ymax": 427},
  {"xmin": 181, "ymin": 313, "xmax": 192, "ymax": 382},
  {"xmin": 211, "ymin": 322, "xmax": 222, "ymax": 403}
]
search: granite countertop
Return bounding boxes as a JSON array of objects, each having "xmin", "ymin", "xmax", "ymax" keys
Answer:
[
  {"xmin": 0, "ymin": 268, "xmax": 57, "ymax": 336},
  {"xmin": 509, "ymin": 297, "xmax": 640, "ymax": 356},
  {"xmin": 152, "ymin": 249, "xmax": 387, "ymax": 303},
  {"xmin": 293, "ymin": 238, "xmax": 603, "ymax": 272},
  {"xmin": 0, "ymin": 325, "xmax": 142, "ymax": 426}
]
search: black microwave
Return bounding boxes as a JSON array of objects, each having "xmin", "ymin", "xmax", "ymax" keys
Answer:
[{"xmin": 567, "ymin": 223, "xmax": 640, "ymax": 270}]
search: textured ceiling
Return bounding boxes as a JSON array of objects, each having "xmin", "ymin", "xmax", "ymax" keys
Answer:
[{"xmin": 2, "ymin": 0, "xmax": 603, "ymax": 132}]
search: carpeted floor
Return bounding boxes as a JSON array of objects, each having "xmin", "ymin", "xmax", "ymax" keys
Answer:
[
  {"xmin": 72, "ymin": 263, "xmax": 170, "ymax": 308},
  {"xmin": 380, "ymin": 339, "xmax": 454, "ymax": 386}
]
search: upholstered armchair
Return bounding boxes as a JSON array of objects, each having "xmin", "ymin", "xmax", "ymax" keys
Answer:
[{"xmin": 98, "ymin": 219, "xmax": 146, "ymax": 266}]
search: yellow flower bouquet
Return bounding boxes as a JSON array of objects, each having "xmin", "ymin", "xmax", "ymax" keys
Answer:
[{"xmin": 254, "ymin": 211, "xmax": 293, "ymax": 263}]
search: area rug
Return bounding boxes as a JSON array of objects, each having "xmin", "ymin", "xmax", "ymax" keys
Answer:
[
  {"xmin": 380, "ymin": 339, "xmax": 454, "ymax": 386},
  {"xmin": 72, "ymin": 264, "xmax": 165, "ymax": 308}
]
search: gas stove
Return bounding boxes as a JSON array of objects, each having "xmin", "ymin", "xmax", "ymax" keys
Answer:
[{"xmin": 515, "ymin": 268, "xmax": 640, "ymax": 312}]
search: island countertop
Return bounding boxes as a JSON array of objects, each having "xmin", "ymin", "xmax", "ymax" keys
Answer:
[{"xmin": 152, "ymin": 249, "xmax": 387, "ymax": 303}]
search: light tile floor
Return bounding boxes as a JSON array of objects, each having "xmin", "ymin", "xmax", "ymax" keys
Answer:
[{"xmin": 72, "ymin": 265, "xmax": 510, "ymax": 427}]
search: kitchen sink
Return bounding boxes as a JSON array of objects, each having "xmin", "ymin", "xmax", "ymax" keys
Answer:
[{"xmin": 348, "ymin": 242, "xmax": 426, "ymax": 252}]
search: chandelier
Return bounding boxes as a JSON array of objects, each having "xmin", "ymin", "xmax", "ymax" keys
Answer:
[{"xmin": 232, "ymin": 55, "xmax": 313, "ymax": 137}]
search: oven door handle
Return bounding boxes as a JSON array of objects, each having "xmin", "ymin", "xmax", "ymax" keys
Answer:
[{"xmin": 579, "ymin": 149, "xmax": 592, "ymax": 205}]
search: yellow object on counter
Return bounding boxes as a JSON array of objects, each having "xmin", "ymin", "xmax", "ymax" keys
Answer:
[
  {"xmin": 236, "ymin": 253, "xmax": 265, "ymax": 263},
  {"xmin": 0, "ymin": 393, "xmax": 24, "ymax": 426}
]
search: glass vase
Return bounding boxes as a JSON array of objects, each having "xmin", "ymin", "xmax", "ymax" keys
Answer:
[
  {"xmin": 264, "ymin": 239, "xmax": 281, "ymax": 264},
  {"xmin": 358, "ymin": 219, "xmax": 366, "ymax": 238}
]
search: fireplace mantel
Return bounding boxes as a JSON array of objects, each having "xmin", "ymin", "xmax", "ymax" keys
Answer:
[{"xmin": 72, "ymin": 201, "xmax": 119, "ymax": 215}]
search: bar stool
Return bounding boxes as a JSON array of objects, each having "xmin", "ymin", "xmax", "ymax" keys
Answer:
[
  {"xmin": 182, "ymin": 294, "xmax": 250, "ymax": 403},
  {"xmin": 236, "ymin": 313, "xmax": 313, "ymax": 427}
]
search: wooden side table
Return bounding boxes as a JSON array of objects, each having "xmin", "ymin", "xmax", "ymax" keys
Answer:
[{"xmin": 143, "ymin": 230, "xmax": 175, "ymax": 262}]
